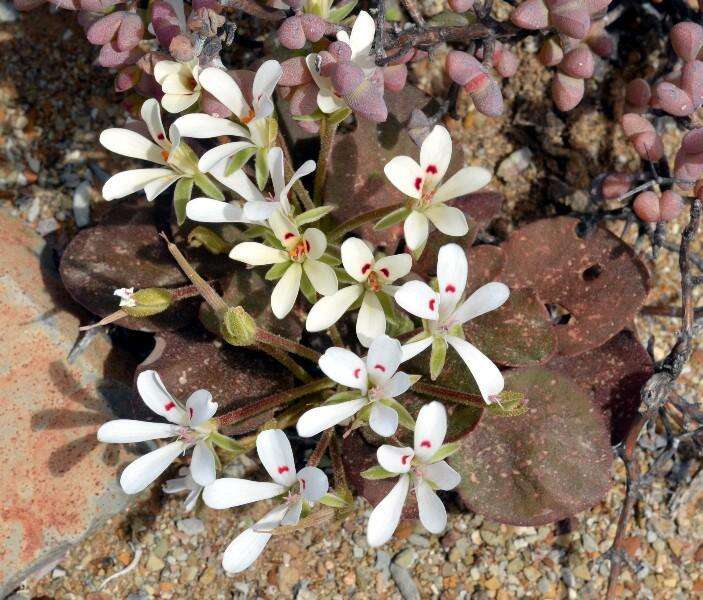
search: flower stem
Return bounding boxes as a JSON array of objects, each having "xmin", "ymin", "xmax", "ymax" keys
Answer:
[
  {"xmin": 328, "ymin": 325, "xmax": 344, "ymax": 347},
  {"xmin": 254, "ymin": 327, "xmax": 321, "ymax": 362},
  {"xmin": 307, "ymin": 428, "xmax": 333, "ymax": 467},
  {"xmin": 329, "ymin": 432, "xmax": 349, "ymax": 493},
  {"xmin": 217, "ymin": 377, "xmax": 335, "ymax": 427},
  {"xmin": 276, "ymin": 129, "xmax": 315, "ymax": 212},
  {"xmin": 256, "ymin": 342, "xmax": 312, "ymax": 383},
  {"xmin": 413, "ymin": 381, "xmax": 485, "ymax": 407},
  {"xmin": 313, "ymin": 116, "xmax": 339, "ymax": 206},
  {"xmin": 327, "ymin": 202, "xmax": 406, "ymax": 242}
]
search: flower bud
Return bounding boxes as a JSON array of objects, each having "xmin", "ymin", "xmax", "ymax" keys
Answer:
[
  {"xmin": 510, "ymin": 0, "xmax": 549, "ymax": 29},
  {"xmin": 670, "ymin": 22, "xmax": 703, "ymax": 62},
  {"xmin": 653, "ymin": 82, "xmax": 694, "ymax": 116},
  {"xmin": 278, "ymin": 15, "xmax": 306, "ymax": 50},
  {"xmin": 552, "ymin": 72, "xmax": 584, "ymax": 111},
  {"xmin": 122, "ymin": 288, "xmax": 172, "ymax": 318},
  {"xmin": 559, "ymin": 46, "xmax": 594, "ymax": 79},
  {"xmin": 220, "ymin": 306, "xmax": 257, "ymax": 346}
]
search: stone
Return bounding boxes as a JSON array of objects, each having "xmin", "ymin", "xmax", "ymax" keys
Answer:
[
  {"xmin": 394, "ymin": 548, "xmax": 417, "ymax": 569},
  {"xmin": 0, "ymin": 210, "xmax": 133, "ymax": 597},
  {"xmin": 0, "ymin": 1, "xmax": 19, "ymax": 23},
  {"xmin": 146, "ymin": 554, "xmax": 165, "ymax": 572},
  {"xmin": 177, "ymin": 518, "xmax": 205, "ymax": 536},
  {"xmin": 390, "ymin": 563, "xmax": 420, "ymax": 600}
]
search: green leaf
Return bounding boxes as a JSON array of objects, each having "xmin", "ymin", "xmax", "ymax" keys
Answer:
[
  {"xmin": 381, "ymin": 397, "xmax": 415, "ymax": 431},
  {"xmin": 265, "ymin": 261, "xmax": 291, "ymax": 281},
  {"xmin": 429, "ymin": 442, "xmax": 460, "ymax": 463},
  {"xmin": 173, "ymin": 177, "xmax": 194, "ymax": 226},
  {"xmin": 299, "ymin": 269, "xmax": 316, "ymax": 304},
  {"xmin": 225, "ymin": 146, "xmax": 257, "ymax": 176},
  {"xmin": 295, "ymin": 205, "xmax": 335, "ymax": 227},
  {"xmin": 319, "ymin": 492, "xmax": 350, "ymax": 508},
  {"xmin": 328, "ymin": 0, "xmax": 357, "ymax": 22},
  {"xmin": 336, "ymin": 269, "xmax": 358, "ymax": 285},
  {"xmin": 324, "ymin": 390, "xmax": 363, "ymax": 405},
  {"xmin": 360, "ymin": 465, "xmax": 397, "ymax": 480},
  {"xmin": 318, "ymin": 251, "xmax": 341, "ymax": 266},
  {"xmin": 427, "ymin": 11, "xmax": 469, "ymax": 26},
  {"xmin": 292, "ymin": 109, "xmax": 325, "ymax": 122},
  {"xmin": 430, "ymin": 336, "xmax": 447, "ymax": 380},
  {"xmin": 375, "ymin": 206, "xmax": 411, "ymax": 230},
  {"xmin": 486, "ymin": 390, "xmax": 529, "ymax": 417},
  {"xmin": 187, "ymin": 225, "xmax": 231, "ymax": 255},
  {"xmin": 255, "ymin": 148, "xmax": 269, "ymax": 191},
  {"xmin": 210, "ymin": 431, "xmax": 245, "ymax": 453},
  {"xmin": 193, "ymin": 172, "xmax": 224, "ymax": 201},
  {"xmin": 327, "ymin": 106, "xmax": 352, "ymax": 126}
]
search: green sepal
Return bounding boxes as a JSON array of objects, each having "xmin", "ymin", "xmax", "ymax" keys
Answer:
[
  {"xmin": 486, "ymin": 390, "xmax": 529, "ymax": 418},
  {"xmin": 292, "ymin": 108, "xmax": 325, "ymax": 122},
  {"xmin": 336, "ymin": 269, "xmax": 358, "ymax": 285},
  {"xmin": 327, "ymin": 106, "xmax": 352, "ymax": 125},
  {"xmin": 430, "ymin": 336, "xmax": 448, "ymax": 380},
  {"xmin": 360, "ymin": 465, "xmax": 397, "ymax": 480},
  {"xmin": 327, "ymin": 0, "xmax": 357, "ymax": 22},
  {"xmin": 318, "ymin": 251, "xmax": 341, "ymax": 266},
  {"xmin": 193, "ymin": 172, "xmax": 224, "ymax": 201},
  {"xmin": 187, "ymin": 225, "xmax": 231, "ymax": 255},
  {"xmin": 122, "ymin": 287, "xmax": 172, "ymax": 318},
  {"xmin": 225, "ymin": 146, "xmax": 257, "ymax": 176},
  {"xmin": 173, "ymin": 177, "xmax": 194, "ymax": 226},
  {"xmin": 319, "ymin": 491, "xmax": 350, "ymax": 508},
  {"xmin": 220, "ymin": 305, "xmax": 257, "ymax": 346},
  {"xmin": 255, "ymin": 147, "xmax": 269, "ymax": 191},
  {"xmin": 324, "ymin": 390, "xmax": 363, "ymax": 405},
  {"xmin": 299, "ymin": 268, "xmax": 317, "ymax": 304},
  {"xmin": 210, "ymin": 431, "xmax": 245, "ymax": 453},
  {"xmin": 411, "ymin": 239, "xmax": 427, "ymax": 261},
  {"xmin": 428, "ymin": 441, "xmax": 460, "ymax": 463},
  {"xmin": 266, "ymin": 116, "xmax": 279, "ymax": 147},
  {"xmin": 375, "ymin": 206, "xmax": 411, "ymax": 230},
  {"xmin": 380, "ymin": 397, "xmax": 415, "ymax": 431},
  {"xmin": 295, "ymin": 205, "xmax": 334, "ymax": 227},
  {"xmin": 427, "ymin": 11, "xmax": 469, "ymax": 26},
  {"xmin": 244, "ymin": 224, "xmax": 271, "ymax": 239},
  {"xmin": 265, "ymin": 261, "xmax": 291, "ymax": 281}
]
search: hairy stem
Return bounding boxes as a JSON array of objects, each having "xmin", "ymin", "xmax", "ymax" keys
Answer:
[
  {"xmin": 313, "ymin": 117, "xmax": 339, "ymax": 205},
  {"xmin": 277, "ymin": 129, "xmax": 315, "ymax": 212},
  {"xmin": 256, "ymin": 342, "xmax": 312, "ymax": 382},
  {"xmin": 255, "ymin": 327, "xmax": 321, "ymax": 362},
  {"xmin": 413, "ymin": 381, "xmax": 485, "ymax": 407},
  {"xmin": 307, "ymin": 428, "xmax": 334, "ymax": 467},
  {"xmin": 327, "ymin": 201, "xmax": 406, "ymax": 242}
]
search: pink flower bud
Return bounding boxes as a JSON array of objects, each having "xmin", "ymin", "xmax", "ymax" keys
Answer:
[
  {"xmin": 670, "ymin": 22, "xmax": 703, "ymax": 62},
  {"xmin": 559, "ymin": 46, "xmax": 594, "ymax": 79},
  {"xmin": 625, "ymin": 78, "xmax": 651, "ymax": 110},
  {"xmin": 547, "ymin": 0, "xmax": 590, "ymax": 39},
  {"xmin": 117, "ymin": 13, "xmax": 144, "ymax": 52},
  {"xmin": 331, "ymin": 63, "xmax": 365, "ymax": 97},
  {"xmin": 290, "ymin": 82, "xmax": 319, "ymax": 116},
  {"xmin": 632, "ymin": 191, "xmax": 661, "ymax": 222},
  {"xmin": 653, "ymin": 81, "xmax": 694, "ymax": 116},
  {"xmin": 511, "ymin": 0, "xmax": 549, "ymax": 30},
  {"xmin": 114, "ymin": 65, "xmax": 141, "ymax": 92},
  {"xmin": 538, "ymin": 38, "xmax": 563, "ymax": 66},
  {"xmin": 552, "ymin": 72, "xmax": 584, "ymax": 111},
  {"xmin": 681, "ymin": 60, "xmax": 703, "ymax": 108},
  {"xmin": 278, "ymin": 15, "xmax": 306, "ymax": 50},
  {"xmin": 383, "ymin": 64, "xmax": 408, "ymax": 92},
  {"xmin": 601, "ymin": 173, "xmax": 632, "ymax": 199},
  {"xmin": 301, "ymin": 14, "xmax": 326, "ymax": 42},
  {"xmin": 87, "ymin": 12, "xmax": 123, "ymax": 46},
  {"xmin": 446, "ymin": 50, "xmax": 484, "ymax": 86},
  {"xmin": 448, "ymin": 0, "xmax": 474, "ymax": 12},
  {"xmin": 280, "ymin": 56, "xmax": 313, "ymax": 87},
  {"xmin": 471, "ymin": 77, "xmax": 504, "ymax": 117}
]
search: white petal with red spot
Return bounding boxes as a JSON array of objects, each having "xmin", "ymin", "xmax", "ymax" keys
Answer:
[
  {"xmin": 97, "ymin": 420, "xmax": 180, "ymax": 443},
  {"xmin": 185, "ymin": 389, "xmax": 217, "ymax": 427},
  {"xmin": 367, "ymin": 474, "xmax": 410, "ymax": 547},
  {"xmin": 120, "ymin": 440, "xmax": 187, "ymax": 494},
  {"xmin": 365, "ymin": 335, "xmax": 402, "ymax": 385},
  {"xmin": 318, "ymin": 346, "xmax": 368, "ymax": 392},
  {"xmin": 403, "ymin": 210, "xmax": 430, "ymax": 251},
  {"xmin": 415, "ymin": 479, "xmax": 447, "ymax": 534},
  {"xmin": 384, "ymin": 156, "xmax": 424, "ymax": 199},
  {"xmin": 394, "ymin": 280, "xmax": 440, "ymax": 321},
  {"xmin": 306, "ymin": 284, "xmax": 364, "ymax": 332},
  {"xmin": 377, "ymin": 444, "xmax": 414, "ymax": 474},
  {"xmin": 256, "ymin": 429, "xmax": 297, "ymax": 487},
  {"xmin": 414, "ymin": 401, "xmax": 447, "ymax": 462},
  {"xmin": 186, "ymin": 197, "xmax": 244, "ymax": 223},
  {"xmin": 341, "ymin": 237, "xmax": 375, "ymax": 282},
  {"xmin": 269, "ymin": 209, "xmax": 300, "ymax": 249},
  {"xmin": 452, "ymin": 282, "xmax": 510, "ymax": 324},
  {"xmin": 432, "ymin": 166, "xmax": 491, "ymax": 204},
  {"xmin": 102, "ymin": 168, "xmax": 175, "ymax": 201},
  {"xmin": 437, "ymin": 243, "xmax": 468, "ymax": 319},
  {"xmin": 303, "ymin": 227, "xmax": 327, "ymax": 260},
  {"xmin": 374, "ymin": 253, "xmax": 412, "ymax": 283},
  {"xmin": 446, "ymin": 335, "xmax": 504, "ymax": 401},
  {"xmin": 425, "ymin": 204, "xmax": 469, "ymax": 237},
  {"xmin": 379, "ymin": 371, "xmax": 413, "ymax": 398},
  {"xmin": 173, "ymin": 113, "xmax": 249, "ymax": 140},
  {"xmin": 202, "ymin": 478, "xmax": 287, "ymax": 509},
  {"xmin": 296, "ymin": 466, "xmax": 329, "ymax": 503},
  {"xmin": 140, "ymin": 98, "xmax": 168, "ymax": 149},
  {"xmin": 400, "ymin": 335, "xmax": 433, "ymax": 362},
  {"xmin": 296, "ymin": 398, "xmax": 367, "ymax": 437},
  {"xmin": 419, "ymin": 125, "xmax": 452, "ymax": 188},
  {"xmin": 136, "ymin": 370, "xmax": 187, "ymax": 424},
  {"xmin": 369, "ymin": 401, "xmax": 399, "ymax": 437},
  {"xmin": 356, "ymin": 291, "xmax": 386, "ymax": 348}
]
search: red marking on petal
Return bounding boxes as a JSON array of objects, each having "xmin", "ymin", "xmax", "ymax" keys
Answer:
[
  {"xmin": 374, "ymin": 364, "xmax": 386, "ymax": 372},
  {"xmin": 157, "ymin": 133, "xmax": 165, "ymax": 140},
  {"xmin": 164, "ymin": 402, "xmax": 175, "ymax": 411},
  {"xmin": 429, "ymin": 298, "xmax": 436, "ymax": 311},
  {"xmin": 284, "ymin": 232, "xmax": 295, "ymax": 240},
  {"xmin": 277, "ymin": 466, "xmax": 290, "ymax": 474},
  {"xmin": 426, "ymin": 164, "xmax": 438, "ymax": 174},
  {"xmin": 353, "ymin": 368, "xmax": 361, "ymax": 378},
  {"xmin": 361, "ymin": 263, "xmax": 371, "ymax": 275},
  {"xmin": 188, "ymin": 407, "xmax": 194, "ymax": 419},
  {"xmin": 305, "ymin": 240, "xmax": 311, "ymax": 253},
  {"xmin": 414, "ymin": 177, "xmax": 422, "ymax": 190},
  {"xmin": 445, "ymin": 284, "xmax": 456, "ymax": 293},
  {"xmin": 379, "ymin": 267, "xmax": 390, "ymax": 277},
  {"xmin": 300, "ymin": 478, "xmax": 306, "ymax": 489},
  {"xmin": 420, "ymin": 440, "xmax": 432, "ymax": 448},
  {"xmin": 401, "ymin": 454, "xmax": 411, "ymax": 465}
]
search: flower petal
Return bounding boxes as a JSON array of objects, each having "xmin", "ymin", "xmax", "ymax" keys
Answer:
[
  {"xmin": 357, "ymin": 291, "xmax": 386, "ymax": 347},
  {"xmin": 303, "ymin": 227, "xmax": 327, "ymax": 259},
  {"xmin": 221, "ymin": 503, "xmax": 289, "ymax": 573},
  {"xmin": 341, "ymin": 237, "xmax": 375, "ymax": 282},
  {"xmin": 229, "ymin": 242, "xmax": 288, "ymax": 265},
  {"xmin": 161, "ymin": 92, "xmax": 199, "ymax": 114},
  {"xmin": 437, "ymin": 243, "xmax": 468, "ymax": 319},
  {"xmin": 185, "ymin": 389, "xmax": 217, "ymax": 427},
  {"xmin": 414, "ymin": 401, "xmax": 447, "ymax": 461},
  {"xmin": 153, "ymin": 59, "xmax": 184, "ymax": 84},
  {"xmin": 296, "ymin": 398, "xmax": 367, "ymax": 437},
  {"xmin": 136, "ymin": 370, "xmax": 187, "ymax": 424},
  {"xmin": 282, "ymin": 159, "xmax": 316, "ymax": 210},
  {"xmin": 120, "ymin": 441, "xmax": 186, "ymax": 494},
  {"xmin": 269, "ymin": 209, "xmax": 300, "ymax": 248},
  {"xmin": 306, "ymin": 284, "xmax": 364, "ymax": 332},
  {"xmin": 102, "ymin": 168, "xmax": 174, "ymax": 201},
  {"xmin": 369, "ymin": 401, "xmax": 399, "ymax": 437},
  {"xmin": 415, "ymin": 479, "xmax": 447, "ymax": 534},
  {"xmin": 423, "ymin": 460, "xmax": 461, "ymax": 490},
  {"xmin": 186, "ymin": 197, "xmax": 244, "ymax": 223},
  {"xmin": 99, "ymin": 128, "xmax": 167, "ymax": 165},
  {"xmin": 209, "ymin": 159, "xmax": 265, "ymax": 203},
  {"xmin": 432, "ymin": 166, "xmax": 492, "ymax": 204},
  {"xmin": 303, "ymin": 259, "xmax": 338, "ymax": 296},
  {"xmin": 400, "ymin": 335, "xmax": 433, "ymax": 362},
  {"xmin": 420, "ymin": 125, "xmax": 452, "ymax": 185},
  {"xmin": 374, "ymin": 253, "xmax": 411, "ymax": 283},
  {"xmin": 348, "ymin": 10, "xmax": 375, "ymax": 67},
  {"xmin": 404, "ymin": 210, "xmax": 429, "ymax": 251},
  {"xmin": 198, "ymin": 141, "xmax": 255, "ymax": 173},
  {"xmin": 268, "ymin": 146, "xmax": 286, "ymax": 203},
  {"xmin": 384, "ymin": 156, "xmax": 423, "ymax": 199},
  {"xmin": 271, "ymin": 262, "xmax": 301, "ymax": 319},
  {"xmin": 140, "ymin": 98, "xmax": 168, "ymax": 148},
  {"xmin": 452, "ymin": 282, "xmax": 510, "ymax": 324},
  {"xmin": 202, "ymin": 478, "xmax": 287, "ymax": 509},
  {"xmin": 173, "ymin": 113, "xmax": 249, "ymax": 140},
  {"xmin": 319, "ymin": 346, "xmax": 368, "ymax": 391},
  {"xmin": 243, "ymin": 200, "xmax": 278, "ymax": 222},
  {"xmin": 365, "ymin": 334, "xmax": 402, "ymax": 385},
  {"xmin": 252, "ymin": 59, "xmax": 283, "ymax": 118},
  {"xmin": 380, "ymin": 371, "xmax": 414, "ymax": 398},
  {"xmin": 257, "ymin": 429, "xmax": 297, "ymax": 487},
  {"xmin": 280, "ymin": 498, "xmax": 303, "ymax": 526},
  {"xmin": 199, "ymin": 67, "xmax": 251, "ymax": 119},
  {"xmin": 377, "ymin": 444, "xmax": 414, "ymax": 473},
  {"xmin": 97, "ymin": 420, "xmax": 179, "ymax": 443},
  {"xmin": 297, "ymin": 466, "xmax": 329, "ymax": 503},
  {"xmin": 144, "ymin": 174, "xmax": 181, "ymax": 201},
  {"xmin": 446, "ymin": 335, "xmax": 504, "ymax": 400},
  {"xmin": 190, "ymin": 440, "xmax": 216, "ymax": 486},
  {"xmin": 394, "ymin": 280, "xmax": 439, "ymax": 321},
  {"xmin": 425, "ymin": 205, "xmax": 469, "ymax": 237},
  {"xmin": 366, "ymin": 474, "xmax": 410, "ymax": 547}
]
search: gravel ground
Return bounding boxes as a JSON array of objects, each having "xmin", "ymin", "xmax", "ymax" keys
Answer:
[{"xmin": 2, "ymin": 4, "xmax": 703, "ymax": 599}]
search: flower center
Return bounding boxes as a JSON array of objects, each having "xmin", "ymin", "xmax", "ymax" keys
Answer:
[
  {"xmin": 367, "ymin": 271, "xmax": 382, "ymax": 292},
  {"xmin": 288, "ymin": 238, "xmax": 310, "ymax": 262},
  {"xmin": 177, "ymin": 426, "xmax": 200, "ymax": 445},
  {"xmin": 241, "ymin": 108, "xmax": 256, "ymax": 124}
]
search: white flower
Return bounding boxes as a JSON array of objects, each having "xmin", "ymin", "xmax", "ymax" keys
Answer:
[
  {"xmin": 306, "ymin": 238, "xmax": 411, "ymax": 346},
  {"xmin": 114, "ymin": 287, "xmax": 136, "ymax": 307},
  {"xmin": 202, "ymin": 429, "xmax": 329, "ymax": 573},
  {"xmin": 394, "ymin": 243, "xmax": 509, "ymax": 402},
  {"xmin": 384, "ymin": 125, "xmax": 492, "ymax": 253},
  {"xmin": 366, "ymin": 401, "xmax": 461, "ymax": 547},
  {"xmin": 229, "ymin": 210, "xmax": 337, "ymax": 318},
  {"xmin": 163, "ymin": 466, "xmax": 203, "ymax": 512},
  {"xmin": 197, "ymin": 60, "xmax": 282, "ymax": 171},
  {"xmin": 306, "ymin": 10, "xmax": 376, "ymax": 114},
  {"xmin": 97, "ymin": 370, "xmax": 219, "ymax": 494},
  {"xmin": 297, "ymin": 335, "xmax": 416, "ymax": 438},
  {"xmin": 154, "ymin": 59, "xmax": 202, "ymax": 113},
  {"xmin": 99, "ymin": 98, "xmax": 242, "ymax": 201}
]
